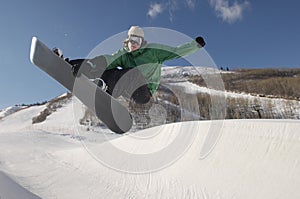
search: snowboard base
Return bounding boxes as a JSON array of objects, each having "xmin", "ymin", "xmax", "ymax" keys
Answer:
[{"xmin": 30, "ymin": 37, "xmax": 132, "ymax": 133}]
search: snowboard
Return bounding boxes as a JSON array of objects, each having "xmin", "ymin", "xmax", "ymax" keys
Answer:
[{"xmin": 30, "ymin": 37, "xmax": 132, "ymax": 134}]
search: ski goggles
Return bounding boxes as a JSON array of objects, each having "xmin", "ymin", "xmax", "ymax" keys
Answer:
[{"xmin": 128, "ymin": 36, "xmax": 143, "ymax": 46}]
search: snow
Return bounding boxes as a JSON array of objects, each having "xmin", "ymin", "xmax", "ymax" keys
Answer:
[
  {"xmin": 0, "ymin": 99, "xmax": 300, "ymax": 198},
  {"xmin": 161, "ymin": 66, "xmax": 232, "ymax": 78},
  {"xmin": 0, "ymin": 105, "xmax": 27, "ymax": 119},
  {"xmin": 0, "ymin": 171, "xmax": 40, "ymax": 199},
  {"xmin": 0, "ymin": 66, "xmax": 299, "ymax": 198},
  {"xmin": 0, "ymin": 105, "xmax": 46, "ymax": 133}
]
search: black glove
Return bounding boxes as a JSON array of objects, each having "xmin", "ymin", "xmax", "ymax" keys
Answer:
[{"xmin": 195, "ymin": 36, "xmax": 206, "ymax": 48}]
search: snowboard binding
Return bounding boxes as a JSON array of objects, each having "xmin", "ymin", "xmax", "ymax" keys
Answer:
[{"xmin": 91, "ymin": 78, "xmax": 108, "ymax": 92}]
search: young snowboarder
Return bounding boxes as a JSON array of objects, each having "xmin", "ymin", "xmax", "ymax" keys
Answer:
[{"xmin": 68, "ymin": 26, "xmax": 206, "ymax": 104}]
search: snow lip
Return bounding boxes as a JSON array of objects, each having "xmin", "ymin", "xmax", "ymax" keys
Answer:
[{"xmin": 0, "ymin": 171, "xmax": 41, "ymax": 199}]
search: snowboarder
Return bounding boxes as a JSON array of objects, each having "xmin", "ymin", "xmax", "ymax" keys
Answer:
[{"xmin": 68, "ymin": 26, "xmax": 206, "ymax": 104}]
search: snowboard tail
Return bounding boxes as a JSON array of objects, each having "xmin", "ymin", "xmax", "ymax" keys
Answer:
[{"xmin": 30, "ymin": 37, "xmax": 132, "ymax": 133}]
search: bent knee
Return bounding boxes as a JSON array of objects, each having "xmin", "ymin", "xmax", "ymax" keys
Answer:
[{"xmin": 133, "ymin": 95, "xmax": 151, "ymax": 104}]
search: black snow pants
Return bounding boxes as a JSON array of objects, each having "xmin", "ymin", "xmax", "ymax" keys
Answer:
[{"xmin": 69, "ymin": 57, "xmax": 152, "ymax": 104}]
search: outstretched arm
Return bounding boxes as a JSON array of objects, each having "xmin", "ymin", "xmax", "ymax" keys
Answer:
[{"xmin": 153, "ymin": 36, "xmax": 206, "ymax": 62}]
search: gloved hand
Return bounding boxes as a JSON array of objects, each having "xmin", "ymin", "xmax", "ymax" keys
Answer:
[{"xmin": 195, "ymin": 36, "xmax": 206, "ymax": 48}]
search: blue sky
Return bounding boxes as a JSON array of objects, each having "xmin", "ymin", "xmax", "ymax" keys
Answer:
[{"xmin": 0, "ymin": 0, "xmax": 299, "ymax": 109}]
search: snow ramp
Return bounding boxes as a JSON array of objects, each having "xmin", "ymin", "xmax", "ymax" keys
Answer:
[{"xmin": 51, "ymin": 119, "xmax": 300, "ymax": 199}]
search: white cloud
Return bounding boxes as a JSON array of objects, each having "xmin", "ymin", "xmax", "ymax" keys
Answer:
[
  {"xmin": 147, "ymin": 0, "xmax": 249, "ymax": 23},
  {"xmin": 186, "ymin": 0, "xmax": 196, "ymax": 9},
  {"xmin": 147, "ymin": 0, "xmax": 196, "ymax": 21},
  {"xmin": 147, "ymin": 3, "xmax": 164, "ymax": 19},
  {"xmin": 209, "ymin": 0, "xmax": 250, "ymax": 23},
  {"xmin": 166, "ymin": 0, "xmax": 179, "ymax": 22},
  {"xmin": 147, "ymin": 0, "xmax": 180, "ymax": 21}
]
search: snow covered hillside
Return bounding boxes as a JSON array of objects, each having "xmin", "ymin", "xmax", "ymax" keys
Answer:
[
  {"xmin": 0, "ymin": 105, "xmax": 28, "ymax": 119},
  {"xmin": 0, "ymin": 66, "xmax": 300, "ymax": 198},
  {"xmin": 0, "ymin": 106, "xmax": 299, "ymax": 198}
]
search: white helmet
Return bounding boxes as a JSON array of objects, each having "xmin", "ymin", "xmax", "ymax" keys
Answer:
[{"xmin": 128, "ymin": 26, "xmax": 144, "ymax": 38}]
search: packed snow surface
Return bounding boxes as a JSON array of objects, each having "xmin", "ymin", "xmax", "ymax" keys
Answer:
[
  {"xmin": 0, "ymin": 98, "xmax": 299, "ymax": 198},
  {"xmin": 0, "ymin": 66, "xmax": 299, "ymax": 198}
]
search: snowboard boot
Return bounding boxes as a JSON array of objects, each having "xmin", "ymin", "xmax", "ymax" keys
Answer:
[
  {"xmin": 52, "ymin": 47, "xmax": 63, "ymax": 58},
  {"xmin": 52, "ymin": 47, "xmax": 70, "ymax": 62}
]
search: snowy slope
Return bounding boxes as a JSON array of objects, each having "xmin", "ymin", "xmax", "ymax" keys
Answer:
[
  {"xmin": 0, "ymin": 117, "xmax": 299, "ymax": 198},
  {"xmin": 0, "ymin": 105, "xmax": 28, "ymax": 119},
  {"xmin": 0, "ymin": 171, "xmax": 40, "ymax": 199},
  {"xmin": 0, "ymin": 66, "xmax": 300, "ymax": 198},
  {"xmin": 0, "ymin": 105, "xmax": 46, "ymax": 133}
]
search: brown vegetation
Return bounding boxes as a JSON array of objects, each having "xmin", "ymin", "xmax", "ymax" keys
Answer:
[
  {"xmin": 189, "ymin": 68, "xmax": 300, "ymax": 120},
  {"xmin": 190, "ymin": 68, "xmax": 300, "ymax": 100},
  {"xmin": 32, "ymin": 93, "xmax": 72, "ymax": 124}
]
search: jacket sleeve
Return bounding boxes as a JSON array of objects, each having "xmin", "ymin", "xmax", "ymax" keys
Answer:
[
  {"xmin": 152, "ymin": 40, "xmax": 200, "ymax": 62},
  {"xmin": 103, "ymin": 49, "xmax": 126, "ymax": 70},
  {"xmin": 87, "ymin": 48, "xmax": 125, "ymax": 71}
]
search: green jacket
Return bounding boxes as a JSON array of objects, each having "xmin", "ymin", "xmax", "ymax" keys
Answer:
[{"xmin": 103, "ymin": 40, "xmax": 200, "ymax": 94}]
